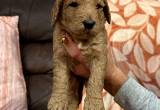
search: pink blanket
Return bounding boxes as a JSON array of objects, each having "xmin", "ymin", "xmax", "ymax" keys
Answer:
[{"xmin": 0, "ymin": 16, "xmax": 27, "ymax": 110}]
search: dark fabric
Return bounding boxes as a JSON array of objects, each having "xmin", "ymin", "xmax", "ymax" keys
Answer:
[
  {"xmin": 21, "ymin": 42, "xmax": 53, "ymax": 74},
  {"xmin": 0, "ymin": 0, "xmax": 54, "ymax": 41},
  {"xmin": 0, "ymin": 0, "xmax": 55, "ymax": 109},
  {"xmin": 22, "ymin": 42, "xmax": 53, "ymax": 109},
  {"xmin": 25, "ymin": 74, "xmax": 53, "ymax": 110}
]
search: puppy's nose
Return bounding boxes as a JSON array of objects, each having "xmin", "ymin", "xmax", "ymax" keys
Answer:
[{"xmin": 83, "ymin": 20, "xmax": 96, "ymax": 30}]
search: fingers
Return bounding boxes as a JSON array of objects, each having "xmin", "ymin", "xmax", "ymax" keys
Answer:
[
  {"xmin": 72, "ymin": 64, "xmax": 90, "ymax": 78},
  {"xmin": 62, "ymin": 36, "xmax": 85, "ymax": 64},
  {"xmin": 62, "ymin": 33, "xmax": 90, "ymax": 78}
]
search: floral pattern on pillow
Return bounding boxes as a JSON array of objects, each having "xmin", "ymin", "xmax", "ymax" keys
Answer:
[{"xmin": 107, "ymin": 0, "xmax": 160, "ymax": 97}]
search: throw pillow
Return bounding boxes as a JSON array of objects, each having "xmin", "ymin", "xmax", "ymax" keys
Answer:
[{"xmin": 0, "ymin": 16, "xmax": 27, "ymax": 110}]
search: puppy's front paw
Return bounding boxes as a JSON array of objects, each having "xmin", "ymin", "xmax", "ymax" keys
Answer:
[
  {"xmin": 48, "ymin": 94, "xmax": 69, "ymax": 110},
  {"xmin": 84, "ymin": 96, "xmax": 105, "ymax": 110},
  {"xmin": 48, "ymin": 94, "xmax": 79, "ymax": 110}
]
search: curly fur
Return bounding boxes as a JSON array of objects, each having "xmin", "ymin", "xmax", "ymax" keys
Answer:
[{"xmin": 48, "ymin": 0, "xmax": 111, "ymax": 110}]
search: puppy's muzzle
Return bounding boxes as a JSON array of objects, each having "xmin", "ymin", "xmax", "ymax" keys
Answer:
[{"xmin": 83, "ymin": 20, "xmax": 95, "ymax": 30}]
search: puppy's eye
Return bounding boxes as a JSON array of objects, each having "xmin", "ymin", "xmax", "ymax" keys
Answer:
[
  {"xmin": 69, "ymin": 2, "xmax": 79, "ymax": 7},
  {"xmin": 96, "ymin": 4, "xmax": 103, "ymax": 9}
]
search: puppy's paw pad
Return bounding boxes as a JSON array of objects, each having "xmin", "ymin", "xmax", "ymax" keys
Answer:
[{"xmin": 84, "ymin": 97, "xmax": 105, "ymax": 110}]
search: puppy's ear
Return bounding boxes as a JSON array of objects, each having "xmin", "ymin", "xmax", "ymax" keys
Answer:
[
  {"xmin": 103, "ymin": 0, "xmax": 111, "ymax": 24},
  {"xmin": 51, "ymin": 0, "xmax": 63, "ymax": 26}
]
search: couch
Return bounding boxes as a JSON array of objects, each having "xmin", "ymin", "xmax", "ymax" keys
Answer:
[{"xmin": 0, "ymin": 0, "xmax": 54, "ymax": 109}]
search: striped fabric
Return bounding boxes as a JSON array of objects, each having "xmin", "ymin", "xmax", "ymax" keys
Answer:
[{"xmin": 0, "ymin": 16, "xmax": 27, "ymax": 110}]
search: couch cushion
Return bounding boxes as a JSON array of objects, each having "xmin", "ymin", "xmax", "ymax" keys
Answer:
[
  {"xmin": 21, "ymin": 42, "xmax": 53, "ymax": 74},
  {"xmin": 26, "ymin": 74, "xmax": 52, "ymax": 110},
  {"xmin": 0, "ymin": 0, "xmax": 54, "ymax": 41}
]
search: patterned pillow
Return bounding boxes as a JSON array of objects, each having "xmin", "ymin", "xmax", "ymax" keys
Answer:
[
  {"xmin": 108, "ymin": 0, "xmax": 160, "ymax": 97},
  {"xmin": 0, "ymin": 16, "xmax": 27, "ymax": 110},
  {"xmin": 79, "ymin": 0, "xmax": 160, "ymax": 110}
]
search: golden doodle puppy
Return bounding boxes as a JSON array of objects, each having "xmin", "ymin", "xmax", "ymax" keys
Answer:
[{"xmin": 48, "ymin": 0, "xmax": 111, "ymax": 110}]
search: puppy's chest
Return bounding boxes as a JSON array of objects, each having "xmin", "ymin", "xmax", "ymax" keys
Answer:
[
  {"xmin": 77, "ymin": 42, "xmax": 92, "ymax": 56},
  {"xmin": 68, "ymin": 42, "xmax": 103, "ymax": 70},
  {"xmin": 68, "ymin": 42, "xmax": 95, "ymax": 69}
]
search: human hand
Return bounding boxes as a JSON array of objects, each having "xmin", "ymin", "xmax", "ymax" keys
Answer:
[{"xmin": 62, "ymin": 35, "xmax": 128, "ymax": 96}]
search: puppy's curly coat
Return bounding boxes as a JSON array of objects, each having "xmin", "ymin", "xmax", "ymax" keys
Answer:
[{"xmin": 48, "ymin": 0, "xmax": 111, "ymax": 110}]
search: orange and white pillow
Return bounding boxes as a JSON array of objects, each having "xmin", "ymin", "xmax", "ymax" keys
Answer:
[
  {"xmin": 107, "ymin": 0, "xmax": 160, "ymax": 97},
  {"xmin": 0, "ymin": 16, "xmax": 27, "ymax": 110},
  {"xmin": 79, "ymin": 0, "xmax": 160, "ymax": 110}
]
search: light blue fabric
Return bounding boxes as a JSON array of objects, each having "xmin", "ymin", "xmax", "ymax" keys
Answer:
[{"xmin": 114, "ymin": 77, "xmax": 160, "ymax": 110}]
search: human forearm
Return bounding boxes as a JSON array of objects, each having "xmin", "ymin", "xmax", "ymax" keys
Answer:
[
  {"xmin": 114, "ymin": 77, "xmax": 160, "ymax": 110},
  {"xmin": 104, "ymin": 64, "xmax": 128, "ymax": 96},
  {"xmin": 104, "ymin": 64, "xmax": 160, "ymax": 110}
]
